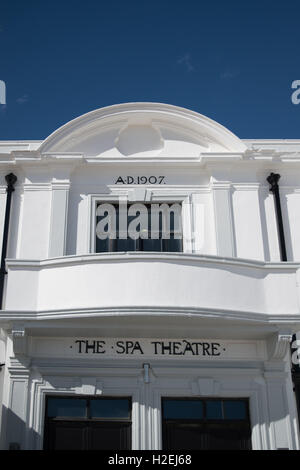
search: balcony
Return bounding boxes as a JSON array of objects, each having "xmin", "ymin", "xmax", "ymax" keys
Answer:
[{"xmin": 3, "ymin": 253, "xmax": 300, "ymax": 321}]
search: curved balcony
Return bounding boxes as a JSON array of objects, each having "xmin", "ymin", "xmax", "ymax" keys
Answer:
[{"xmin": 3, "ymin": 253, "xmax": 300, "ymax": 320}]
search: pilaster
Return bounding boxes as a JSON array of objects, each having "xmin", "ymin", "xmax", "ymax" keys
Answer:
[
  {"xmin": 210, "ymin": 179, "xmax": 235, "ymax": 257},
  {"xmin": 5, "ymin": 354, "xmax": 31, "ymax": 450},
  {"xmin": 48, "ymin": 181, "xmax": 70, "ymax": 257}
]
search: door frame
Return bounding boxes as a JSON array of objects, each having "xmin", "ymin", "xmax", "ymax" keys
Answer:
[
  {"xmin": 161, "ymin": 397, "xmax": 252, "ymax": 450},
  {"xmin": 27, "ymin": 362, "xmax": 269, "ymax": 450},
  {"xmin": 43, "ymin": 395, "xmax": 132, "ymax": 450}
]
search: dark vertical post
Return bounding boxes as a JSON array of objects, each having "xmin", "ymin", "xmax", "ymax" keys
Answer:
[
  {"xmin": 267, "ymin": 173, "xmax": 300, "ymax": 428},
  {"xmin": 266, "ymin": 172, "xmax": 287, "ymax": 261},
  {"xmin": 291, "ymin": 333, "xmax": 300, "ymax": 430},
  {"xmin": 0, "ymin": 173, "xmax": 17, "ymax": 310}
]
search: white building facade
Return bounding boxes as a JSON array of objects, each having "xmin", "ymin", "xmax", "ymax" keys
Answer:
[{"xmin": 0, "ymin": 102, "xmax": 299, "ymax": 450}]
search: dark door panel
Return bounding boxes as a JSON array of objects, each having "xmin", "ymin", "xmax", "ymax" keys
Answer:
[
  {"xmin": 89, "ymin": 422, "xmax": 131, "ymax": 450},
  {"xmin": 47, "ymin": 421, "xmax": 88, "ymax": 450},
  {"xmin": 163, "ymin": 422, "xmax": 208, "ymax": 450}
]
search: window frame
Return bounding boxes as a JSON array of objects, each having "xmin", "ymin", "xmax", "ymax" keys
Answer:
[
  {"xmin": 88, "ymin": 190, "xmax": 194, "ymax": 254},
  {"xmin": 95, "ymin": 202, "xmax": 183, "ymax": 253}
]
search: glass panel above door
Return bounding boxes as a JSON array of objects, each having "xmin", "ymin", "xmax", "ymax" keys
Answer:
[
  {"xmin": 90, "ymin": 398, "xmax": 131, "ymax": 419},
  {"xmin": 47, "ymin": 397, "xmax": 87, "ymax": 418},
  {"xmin": 162, "ymin": 399, "xmax": 204, "ymax": 419}
]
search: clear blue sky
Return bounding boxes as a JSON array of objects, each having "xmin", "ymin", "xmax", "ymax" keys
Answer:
[{"xmin": 1, "ymin": 0, "xmax": 300, "ymax": 140}]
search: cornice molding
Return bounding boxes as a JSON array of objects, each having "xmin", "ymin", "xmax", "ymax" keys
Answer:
[
  {"xmin": 6, "ymin": 252, "xmax": 300, "ymax": 270},
  {"xmin": 23, "ymin": 183, "xmax": 51, "ymax": 192},
  {"xmin": 232, "ymin": 183, "xmax": 262, "ymax": 191},
  {"xmin": 209, "ymin": 181, "xmax": 232, "ymax": 190},
  {"xmin": 0, "ymin": 306, "xmax": 300, "ymax": 327},
  {"xmin": 2, "ymin": 149, "xmax": 300, "ymax": 168},
  {"xmin": 50, "ymin": 182, "xmax": 71, "ymax": 191}
]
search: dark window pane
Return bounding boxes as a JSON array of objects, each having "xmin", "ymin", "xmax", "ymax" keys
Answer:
[
  {"xmin": 165, "ymin": 238, "xmax": 183, "ymax": 252},
  {"xmin": 115, "ymin": 238, "xmax": 136, "ymax": 252},
  {"xmin": 206, "ymin": 401, "xmax": 223, "ymax": 419},
  {"xmin": 223, "ymin": 401, "xmax": 247, "ymax": 420},
  {"xmin": 96, "ymin": 203, "xmax": 183, "ymax": 253},
  {"xmin": 141, "ymin": 238, "xmax": 162, "ymax": 251},
  {"xmin": 47, "ymin": 398, "xmax": 87, "ymax": 418},
  {"xmin": 163, "ymin": 400, "xmax": 203, "ymax": 419},
  {"xmin": 96, "ymin": 237, "xmax": 109, "ymax": 253},
  {"xmin": 90, "ymin": 399, "xmax": 131, "ymax": 419}
]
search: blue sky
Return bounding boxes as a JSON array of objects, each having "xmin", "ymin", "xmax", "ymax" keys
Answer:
[{"xmin": 0, "ymin": 0, "xmax": 300, "ymax": 140}]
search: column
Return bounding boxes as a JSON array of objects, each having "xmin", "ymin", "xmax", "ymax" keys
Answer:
[{"xmin": 264, "ymin": 364, "xmax": 296, "ymax": 449}]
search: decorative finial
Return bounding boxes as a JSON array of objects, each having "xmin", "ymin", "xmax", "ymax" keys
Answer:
[
  {"xmin": 267, "ymin": 172, "xmax": 280, "ymax": 192},
  {"xmin": 5, "ymin": 173, "xmax": 17, "ymax": 192}
]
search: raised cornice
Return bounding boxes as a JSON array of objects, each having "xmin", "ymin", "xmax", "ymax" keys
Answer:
[
  {"xmin": 0, "ymin": 306, "xmax": 300, "ymax": 329},
  {"xmin": 1, "ymin": 149, "xmax": 300, "ymax": 168},
  {"xmin": 5, "ymin": 251, "xmax": 300, "ymax": 270}
]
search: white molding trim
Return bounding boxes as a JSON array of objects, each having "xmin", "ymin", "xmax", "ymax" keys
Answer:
[
  {"xmin": 6, "ymin": 252, "xmax": 300, "ymax": 270},
  {"xmin": 29, "ymin": 366, "xmax": 143, "ymax": 450},
  {"xmin": 1, "ymin": 306, "xmax": 300, "ymax": 327},
  {"xmin": 151, "ymin": 371, "xmax": 270, "ymax": 450}
]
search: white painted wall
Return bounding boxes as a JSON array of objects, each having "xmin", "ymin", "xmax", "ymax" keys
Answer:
[
  {"xmin": 0, "ymin": 105, "xmax": 300, "ymax": 450},
  {"xmin": 1, "ymin": 161, "xmax": 300, "ymax": 264},
  {"xmin": 4, "ymin": 254, "xmax": 300, "ymax": 316},
  {"xmin": 0, "ymin": 105, "xmax": 299, "ymax": 266}
]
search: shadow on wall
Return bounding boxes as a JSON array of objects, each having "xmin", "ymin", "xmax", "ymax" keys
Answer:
[
  {"xmin": 281, "ymin": 191, "xmax": 294, "ymax": 261},
  {"xmin": 0, "ymin": 405, "xmax": 40, "ymax": 450},
  {"xmin": 259, "ymin": 190, "xmax": 271, "ymax": 262},
  {"xmin": 66, "ymin": 192, "xmax": 85, "ymax": 256}
]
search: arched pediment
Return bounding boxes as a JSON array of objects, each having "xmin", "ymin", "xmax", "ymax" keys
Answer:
[{"xmin": 39, "ymin": 103, "xmax": 247, "ymax": 158}]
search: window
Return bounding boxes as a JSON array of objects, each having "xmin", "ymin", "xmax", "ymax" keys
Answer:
[{"xmin": 95, "ymin": 202, "xmax": 183, "ymax": 253}]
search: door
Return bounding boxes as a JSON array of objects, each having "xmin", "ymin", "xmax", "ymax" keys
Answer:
[
  {"xmin": 162, "ymin": 398, "xmax": 252, "ymax": 450},
  {"xmin": 44, "ymin": 396, "xmax": 132, "ymax": 450}
]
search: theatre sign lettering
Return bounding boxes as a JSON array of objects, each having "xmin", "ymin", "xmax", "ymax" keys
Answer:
[
  {"xmin": 71, "ymin": 338, "xmax": 225, "ymax": 357},
  {"xmin": 30, "ymin": 337, "xmax": 262, "ymax": 360}
]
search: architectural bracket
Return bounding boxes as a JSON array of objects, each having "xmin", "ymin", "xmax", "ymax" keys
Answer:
[
  {"xmin": 267, "ymin": 330, "xmax": 293, "ymax": 361},
  {"xmin": 11, "ymin": 324, "xmax": 27, "ymax": 356}
]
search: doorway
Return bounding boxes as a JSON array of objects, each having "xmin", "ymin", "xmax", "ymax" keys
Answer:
[
  {"xmin": 43, "ymin": 396, "xmax": 132, "ymax": 450},
  {"xmin": 162, "ymin": 398, "xmax": 252, "ymax": 450}
]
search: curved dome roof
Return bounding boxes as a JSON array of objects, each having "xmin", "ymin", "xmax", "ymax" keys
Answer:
[{"xmin": 39, "ymin": 102, "xmax": 247, "ymax": 158}]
